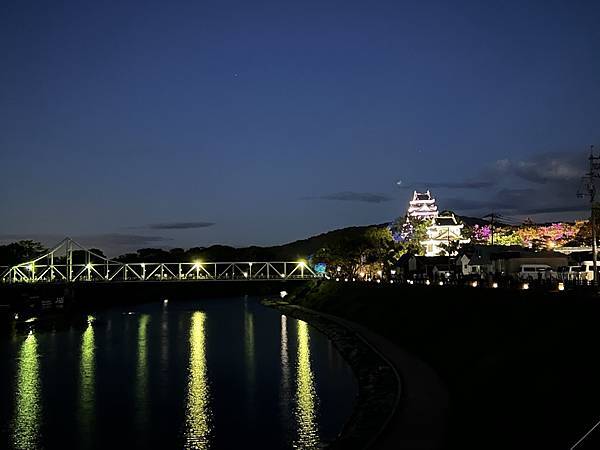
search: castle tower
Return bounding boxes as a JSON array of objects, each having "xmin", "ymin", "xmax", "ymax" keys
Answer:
[{"xmin": 407, "ymin": 190, "xmax": 439, "ymax": 221}]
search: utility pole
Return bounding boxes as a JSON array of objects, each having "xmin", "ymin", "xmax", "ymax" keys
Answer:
[
  {"xmin": 483, "ymin": 213, "xmax": 498, "ymax": 245},
  {"xmin": 578, "ymin": 146, "xmax": 600, "ymax": 286}
]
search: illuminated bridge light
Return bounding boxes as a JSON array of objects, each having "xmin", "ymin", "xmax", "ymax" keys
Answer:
[
  {"xmin": 294, "ymin": 320, "xmax": 320, "ymax": 449},
  {"xmin": 184, "ymin": 312, "xmax": 212, "ymax": 449},
  {"xmin": 12, "ymin": 333, "xmax": 41, "ymax": 450}
]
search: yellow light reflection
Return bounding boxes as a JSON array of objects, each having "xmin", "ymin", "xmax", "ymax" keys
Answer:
[
  {"xmin": 12, "ymin": 333, "xmax": 41, "ymax": 450},
  {"xmin": 293, "ymin": 320, "xmax": 320, "ymax": 449},
  {"xmin": 79, "ymin": 317, "xmax": 95, "ymax": 441},
  {"xmin": 184, "ymin": 312, "xmax": 212, "ymax": 449}
]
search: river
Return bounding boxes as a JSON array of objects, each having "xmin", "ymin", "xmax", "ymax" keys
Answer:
[{"xmin": 0, "ymin": 296, "xmax": 357, "ymax": 449}]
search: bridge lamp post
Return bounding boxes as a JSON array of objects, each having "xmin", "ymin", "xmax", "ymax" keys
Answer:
[
  {"xmin": 194, "ymin": 261, "xmax": 202, "ymax": 280},
  {"xmin": 297, "ymin": 260, "xmax": 306, "ymax": 278},
  {"xmin": 141, "ymin": 263, "xmax": 146, "ymax": 280},
  {"xmin": 86, "ymin": 263, "xmax": 93, "ymax": 281},
  {"xmin": 28, "ymin": 263, "xmax": 35, "ymax": 282}
]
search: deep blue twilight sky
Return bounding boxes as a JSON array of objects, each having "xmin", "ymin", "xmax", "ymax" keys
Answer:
[{"xmin": 1, "ymin": 0, "xmax": 599, "ymax": 255}]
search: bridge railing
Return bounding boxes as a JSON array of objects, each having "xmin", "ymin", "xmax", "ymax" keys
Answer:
[{"xmin": 0, "ymin": 238, "xmax": 318, "ymax": 284}]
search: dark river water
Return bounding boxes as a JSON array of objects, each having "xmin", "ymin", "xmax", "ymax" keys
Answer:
[{"xmin": 0, "ymin": 297, "xmax": 357, "ymax": 449}]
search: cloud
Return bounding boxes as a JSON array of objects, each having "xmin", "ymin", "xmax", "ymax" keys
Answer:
[
  {"xmin": 146, "ymin": 222, "xmax": 215, "ymax": 230},
  {"xmin": 444, "ymin": 186, "xmax": 588, "ymax": 217},
  {"xmin": 302, "ymin": 191, "xmax": 393, "ymax": 203},
  {"xmin": 75, "ymin": 233, "xmax": 171, "ymax": 247},
  {"xmin": 399, "ymin": 180, "xmax": 496, "ymax": 190},
  {"xmin": 408, "ymin": 151, "xmax": 587, "ymax": 220},
  {"xmin": 398, "ymin": 151, "xmax": 584, "ymax": 192},
  {"xmin": 444, "ymin": 197, "xmax": 513, "ymax": 212},
  {"xmin": 515, "ymin": 204, "xmax": 589, "ymax": 215},
  {"xmin": 492, "ymin": 152, "xmax": 585, "ymax": 184}
]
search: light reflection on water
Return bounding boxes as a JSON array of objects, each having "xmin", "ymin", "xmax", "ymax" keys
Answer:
[
  {"xmin": 12, "ymin": 333, "xmax": 41, "ymax": 450},
  {"xmin": 136, "ymin": 314, "xmax": 150, "ymax": 435},
  {"xmin": 3, "ymin": 300, "xmax": 355, "ymax": 449},
  {"xmin": 184, "ymin": 311, "xmax": 212, "ymax": 449},
  {"xmin": 244, "ymin": 299, "xmax": 256, "ymax": 416},
  {"xmin": 293, "ymin": 320, "xmax": 320, "ymax": 450},
  {"xmin": 280, "ymin": 315, "xmax": 293, "ymax": 433},
  {"xmin": 79, "ymin": 317, "xmax": 95, "ymax": 444}
]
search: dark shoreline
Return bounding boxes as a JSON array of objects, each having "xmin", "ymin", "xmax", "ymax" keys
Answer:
[{"xmin": 289, "ymin": 280, "xmax": 600, "ymax": 450}]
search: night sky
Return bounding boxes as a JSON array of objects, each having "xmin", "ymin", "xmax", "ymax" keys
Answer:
[{"xmin": 1, "ymin": 0, "xmax": 599, "ymax": 255}]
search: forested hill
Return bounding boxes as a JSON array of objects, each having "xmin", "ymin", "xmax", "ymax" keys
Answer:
[{"xmin": 98, "ymin": 225, "xmax": 381, "ymax": 264}]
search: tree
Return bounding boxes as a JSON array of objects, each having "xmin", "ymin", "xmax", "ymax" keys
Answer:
[
  {"xmin": 389, "ymin": 216, "xmax": 429, "ymax": 256},
  {"xmin": 0, "ymin": 240, "xmax": 46, "ymax": 266},
  {"xmin": 494, "ymin": 229, "xmax": 523, "ymax": 246},
  {"xmin": 313, "ymin": 226, "xmax": 400, "ymax": 277}
]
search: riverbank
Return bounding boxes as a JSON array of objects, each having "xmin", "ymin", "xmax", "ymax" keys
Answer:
[
  {"xmin": 263, "ymin": 300, "xmax": 399, "ymax": 450},
  {"xmin": 264, "ymin": 299, "xmax": 448, "ymax": 450},
  {"xmin": 286, "ymin": 281, "xmax": 600, "ymax": 450}
]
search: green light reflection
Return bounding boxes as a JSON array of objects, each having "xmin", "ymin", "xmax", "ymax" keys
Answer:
[
  {"xmin": 184, "ymin": 312, "xmax": 212, "ymax": 449},
  {"xmin": 12, "ymin": 333, "xmax": 41, "ymax": 450},
  {"xmin": 136, "ymin": 315, "xmax": 150, "ymax": 431},
  {"xmin": 293, "ymin": 320, "xmax": 320, "ymax": 450}
]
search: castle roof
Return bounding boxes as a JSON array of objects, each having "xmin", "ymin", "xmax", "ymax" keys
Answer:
[{"xmin": 432, "ymin": 215, "xmax": 460, "ymax": 227}]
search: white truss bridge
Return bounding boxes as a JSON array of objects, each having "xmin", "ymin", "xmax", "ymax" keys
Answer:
[{"xmin": 1, "ymin": 238, "xmax": 318, "ymax": 284}]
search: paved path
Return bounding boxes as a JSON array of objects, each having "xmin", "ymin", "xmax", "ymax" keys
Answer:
[{"xmin": 314, "ymin": 310, "xmax": 449, "ymax": 450}]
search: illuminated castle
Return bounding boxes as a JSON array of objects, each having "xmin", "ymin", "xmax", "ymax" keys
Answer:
[{"xmin": 407, "ymin": 190, "xmax": 439, "ymax": 221}]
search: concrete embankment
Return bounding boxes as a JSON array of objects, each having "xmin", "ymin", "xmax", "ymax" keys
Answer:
[{"xmin": 287, "ymin": 280, "xmax": 600, "ymax": 450}]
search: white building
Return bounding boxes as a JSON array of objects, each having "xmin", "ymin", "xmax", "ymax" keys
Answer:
[
  {"xmin": 422, "ymin": 213, "xmax": 469, "ymax": 257},
  {"xmin": 407, "ymin": 191, "xmax": 439, "ymax": 221}
]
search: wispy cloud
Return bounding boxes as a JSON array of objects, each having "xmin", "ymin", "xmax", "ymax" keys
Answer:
[
  {"xmin": 302, "ymin": 191, "xmax": 393, "ymax": 203},
  {"xmin": 146, "ymin": 222, "xmax": 215, "ymax": 230},
  {"xmin": 76, "ymin": 233, "xmax": 171, "ymax": 247},
  {"xmin": 404, "ymin": 151, "xmax": 587, "ymax": 220},
  {"xmin": 445, "ymin": 187, "xmax": 587, "ymax": 217},
  {"xmin": 492, "ymin": 152, "xmax": 584, "ymax": 184},
  {"xmin": 399, "ymin": 180, "xmax": 495, "ymax": 189}
]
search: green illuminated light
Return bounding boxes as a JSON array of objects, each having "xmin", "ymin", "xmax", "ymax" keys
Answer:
[{"xmin": 12, "ymin": 334, "xmax": 41, "ymax": 450}]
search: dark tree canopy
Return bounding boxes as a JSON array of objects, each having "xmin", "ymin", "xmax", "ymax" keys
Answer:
[{"xmin": 0, "ymin": 240, "xmax": 46, "ymax": 266}]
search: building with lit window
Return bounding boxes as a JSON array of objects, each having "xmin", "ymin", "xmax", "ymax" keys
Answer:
[{"xmin": 422, "ymin": 212, "xmax": 469, "ymax": 256}]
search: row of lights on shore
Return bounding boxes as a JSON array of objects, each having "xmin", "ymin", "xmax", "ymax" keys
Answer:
[{"xmin": 329, "ymin": 276, "xmax": 566, "ymax": 291}]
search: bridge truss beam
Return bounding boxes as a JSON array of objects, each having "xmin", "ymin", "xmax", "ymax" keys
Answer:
[{"xmin": 0, "ymin": 238, "xmax": 318, "ymax": 284}]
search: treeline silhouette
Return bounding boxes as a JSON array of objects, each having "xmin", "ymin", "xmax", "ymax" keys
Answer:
[{"xmin": 0, "ymin": 225, "xmax": 377, "ymax": 266}]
